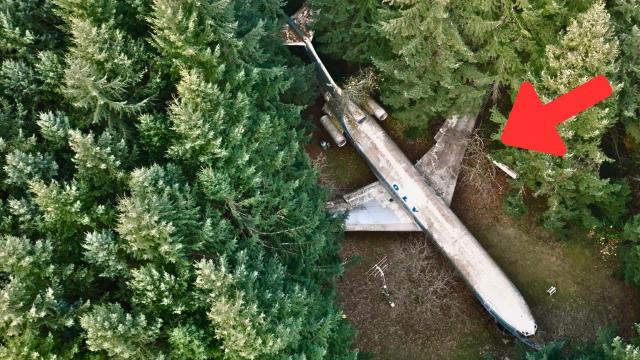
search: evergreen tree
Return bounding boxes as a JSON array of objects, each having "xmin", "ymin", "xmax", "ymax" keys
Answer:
[
  {"xmin": 374, "ymin": 0, "xmax": 480, "ymax": 127},
  {"xmin": 62, "ymin": 17, "xmax": 150, "ymax": 126},
  {"xmin": 148, "ymin": 1, "xmax": 352, "ymax": 356},
  {"xmin": 0, "ymin": 0, "xmax": 354, "ymax": 358},
  {"xmin": 453, "ymin": 0, "xmax": 594, "ymax": 96},
  {"xmin": 524, "ymin": 326, "xmax": 640, "ymax": 359},
  {"xmin": 308, "ymin": 0, "xmax": 387, "ymax": 64},
  {"xmin": 621, "ymin": 215, "xmax": 640, "ymax": 287},
  {"xmin": 311, "ymin": 0, "xmax": 595, "ymax": 128},
  {"xmin": 609, "ymin": 0, "xmax": 640, "ymax": 148},
  {"xmin": 491, "ymin": 1, "xmax": 628, "ymax": 232},
  {"xmin": 116, "ymin": 164, "xmax": 199, "ymax": 265},
  {"xmin": 0, "ymin": 0, "xmax": 65, "ymax": 128},
  {"xmin": 79, "ymin": 303, "xmax": 163, "ymax": 359}
]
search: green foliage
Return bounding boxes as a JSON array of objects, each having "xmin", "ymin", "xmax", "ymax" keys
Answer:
[
  {"xmin": 0, "ymin": 0, "xmax": 353, "ymax": 358},
  {"xmin": 312, "ymin": 0, "xmax": 594, "ymax": 128},
  {"xmin": 454, "ymin": 0, "xmax": 594, "ymax": 95},
  {"xmin": 504, "ymin": 190, "xmax": 528, "ymax": 218},
  {"xmin": 37, "ymin": 111, "xmax": 70, "ymax": 148},
  {"xmin": 625, "ymin": 215, "xmax": 640, "ymax": 241},
  {"xmin": 136, "ymin": 113, "xmax": 173, "ymax": 161},
  {"xmin": 309, "ymin": 0, "xmax": 387, "ymax": 63},
  {"xmin": 116, "ymin": 165, "xmax": 199, "ymax": 264},
  {"xmin": 69, "ymin": 130, "xmax": 129, "ymax": 194},
  {"xmin": 523, "ymin": 326, "xmax": 640, "ymax": 359},
  {"xmin": 374, "ymin": 0, "xmax": 480, "ymax": 127},
  {"xmin": 196, "ymin": 254, "xmax": 304, "ymax": 359},
  {"xmin": 62, "ymin": 18, "xmax": 150, "ymax": 125},
  {"xmin": 608, "ymin": 0, "xmax": 640, "ymax": 148},
  {"xmin": 608, "ymin": 335, "xmax": 640, "ymax": 359},
  {"xmin": 492, "ymin": 2, "xmax": 628, "ymax": 232},
  {"xmin": 168, "ymin": 323, "xmax": 214, "ymax": 360},
  {"xmin": 82, "ymin": 229, "xmax": 127, "ymax": 278},
  {"xmin": 80, "ymin": 303, "xmax": 163, "ymax": 359},
  {"xmin": 30, "ymin": 180, "xmax": 92, "ymax": 241},
  {"xmin": 621, "ymin": 215, "xmax": 640, "ymax": 286},
  {"xmin": 128, "ymin": 263, "xmax": 189, "ymax": 315},
  {"xmin": 0, "ymin": 0, "xmax": 64, "ymax": 56},
  {"xmin": 4, "ymin": 150, "xmax": 58, "ymax": 187}
]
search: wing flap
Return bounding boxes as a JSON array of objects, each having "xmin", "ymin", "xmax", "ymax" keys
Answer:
[{"xmin": 327, "ymin": 182, "xmax": 420, "ymax": 232}]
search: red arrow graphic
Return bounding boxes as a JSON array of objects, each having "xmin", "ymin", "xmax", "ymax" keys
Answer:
[{"xmin": 500, "ymin": 75, "xmax": 612, "ymax": 156}]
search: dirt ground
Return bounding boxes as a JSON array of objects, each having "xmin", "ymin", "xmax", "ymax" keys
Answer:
[{"xmin": 306, "ymin": 105, "xmax": 640, "ymax": 359}]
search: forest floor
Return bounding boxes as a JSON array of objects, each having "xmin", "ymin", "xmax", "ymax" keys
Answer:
[{"xmin": 304, "ymin": 105, "xmax": 640, "ymax": 359}]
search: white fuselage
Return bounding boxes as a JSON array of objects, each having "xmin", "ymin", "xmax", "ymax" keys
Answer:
[
  {"xmin": 284, "ymin": 15, "xmax": 538, "ymax": 340},
  {"xmin": 339, "ymin": 110, "xmax": 538, "ymax": 337}
]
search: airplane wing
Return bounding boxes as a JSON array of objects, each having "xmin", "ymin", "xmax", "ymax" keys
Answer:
[
  {"xmin": 414, "ymin": 115, "xmax": 476, "ymax": 205},
  {"xmin": 327, "ymin": 115, "xmax": 476, "ymax": 231}
]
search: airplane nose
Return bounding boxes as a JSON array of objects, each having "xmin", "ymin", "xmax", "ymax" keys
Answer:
[{"xmin": 521, "ymin": 322, "xmax": 538, "ymax": 336}]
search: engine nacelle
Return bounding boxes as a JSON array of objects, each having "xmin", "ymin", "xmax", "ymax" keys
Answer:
[
  {"xmin": 320, "ymin": 115, "xmax": 347, "ymax": 147},
  {"xmin": 322, "ymin": 104, "xmax": 334, "ymax": 118},
  {"xmin": 323, "ymin": 92, "xmax": 367, "ymax": 124},
  {"xmin": 346, "ymin": 100, "xmax": 367, "ymax": 123},
  {"xmin": 361, "ymin": 96, "xmax": 388, "ymax": 121}
]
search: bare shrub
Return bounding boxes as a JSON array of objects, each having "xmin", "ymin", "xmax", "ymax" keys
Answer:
[
  {"xmin": 460, "ymin": 130, "xmax": 503, "ymax": 199},
  {"xmin": 311, "ymin": 152, "xmax": 336, "ymax": 192},
  {"xmin": 310, "ymin": 153, "xmax": 355, "ymax": 197},
  {"xmin": 386, "ymin": 237, "xmax": 460, "ymax": 317},
  {"xmin": 342, "ymin": 67, "xmax": 379, "ymax": 105}
]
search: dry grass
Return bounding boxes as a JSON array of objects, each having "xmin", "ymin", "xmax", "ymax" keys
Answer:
[
  {"xmin": 387, "ymin": 238, "xmax": 461, "ymax": 318},
  {"xmin": 311, "ymin": 152, "xmax": 336, "ymax": 193},
  {"xmin": 342, "ymin": 68, "xmax": 379, "ymax": 106}
]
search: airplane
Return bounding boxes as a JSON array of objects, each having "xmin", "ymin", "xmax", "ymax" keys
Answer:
[{"xmin": 282, "ymin": 6, "xmax": 541, "ymax": 349}]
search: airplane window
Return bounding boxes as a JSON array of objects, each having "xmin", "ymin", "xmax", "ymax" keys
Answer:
[
  {"xmin": 392, "ymin": 184, "xmax": 399, "ymax": 191},
  {"xmin": 412, "ymin": 207, "xmax": 418, "ymax": 213},
  {"xmin": 402, "ymin": 196, "xmax": 407, "ymax": 201}
]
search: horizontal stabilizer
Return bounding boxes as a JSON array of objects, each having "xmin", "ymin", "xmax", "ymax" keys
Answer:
[
  {"xmin": 326, "ymin": 182, "xmax": 420, "ymax": 231},
  {"xmin": 281, "ymin": 6, "xmax": 316, "ymax": 45}
]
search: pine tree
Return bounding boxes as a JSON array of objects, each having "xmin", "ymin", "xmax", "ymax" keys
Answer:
[
  {"xmin": 524, "ymin": 326, "xmax": 640, "ymax": 359},
  {"xmin": 620, "ymin": 215, "xmax": 640, "ymax": 286},
  {"xmin": 609, "ymin": 0, "xmax": 640, "ymax": 147},
  {"xmin": 4, "ymin": 150, "xmax": 57, "ymax": 187},
  {"xmin": 453, "ymin": 0, "xmax": 595, "ymax": 95},
  {"xmin": 68, "ymin": 129, "xmax": 129, "ymax": 197},
  {"xmin": 195, "ymin": 253, "xmax": 305, "ymax": 359},
  {"xmin": 312, "ymin": 0, "xmax": 597, "ymax": 129},
  {"xmin": 149, "ymin": 1, "xmax": 353, "ymax": 357},
  {"xmin": 116, "ymin": 164, "xmax": 199, "ymax": 265},
  {"xmin": 0, "ymin": 234, "xmax": 82, "ymax": 358},
  {"xmin": 492, "ymin": 1, "xmax": 628, "ymax": 231},
  {"xmin": 0, "ymin": 0, "xmax": 355, "ymax": 358},
  {"xmin": 62, "ymin": 17, "xmax": 150, "ymax": 125},
  {"xmin": 0, "ymin": 0, "xmax": 65, "ymax": 123},
  {"xmin": 82, "ymin": 229, "xmax": 127, "ymax": 278},
  {"xmin": 374, "ymin": 0, "xmax": 480, "ymax": 128},
  {"xmin": 80, "ymin": 303, "xmax": 163, "ymax": 359},
  {"xmin": 309, "ymin": 0, "xmax": 388, "ymax": 63}
]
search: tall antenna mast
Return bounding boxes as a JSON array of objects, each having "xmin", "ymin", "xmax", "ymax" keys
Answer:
[{"xmin": 367, "ymin": 257, "xmax": 396, "ymax": 308}]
